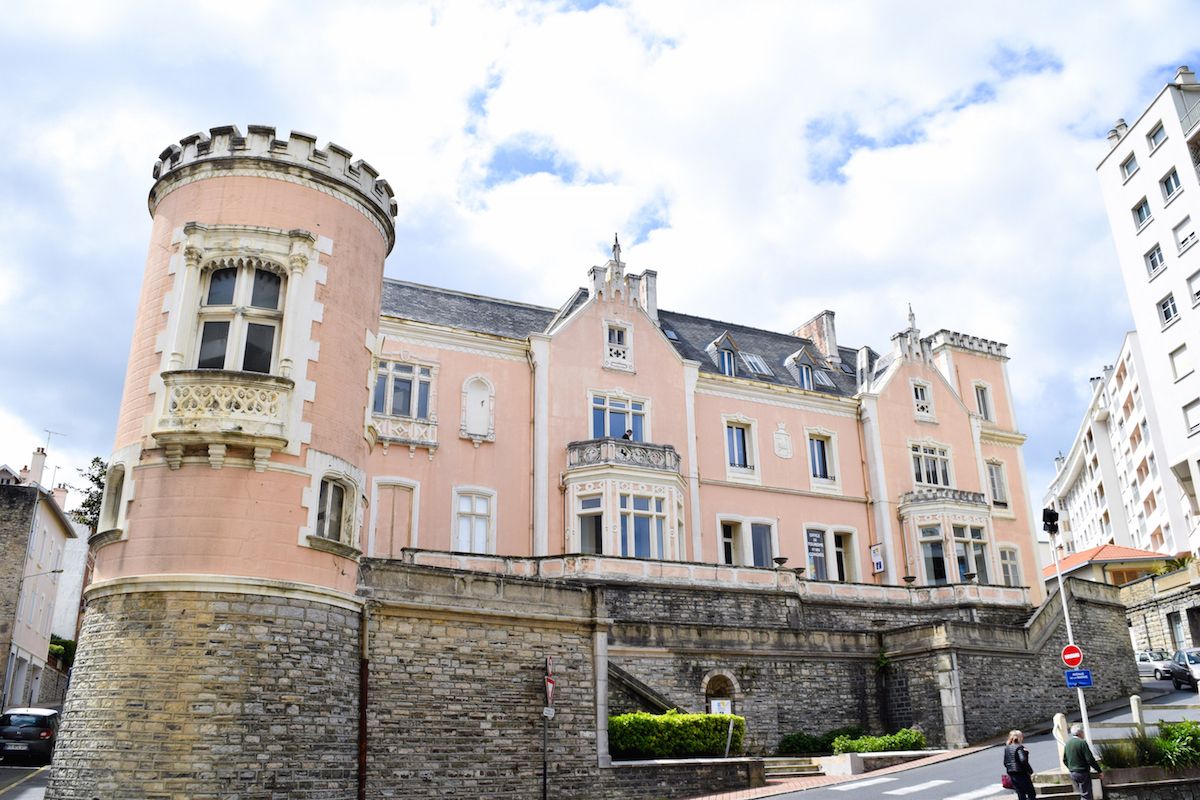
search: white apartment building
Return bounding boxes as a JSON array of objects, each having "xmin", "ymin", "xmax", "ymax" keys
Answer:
[
  {"xmin": 1045, "ymin": 333, "xmax": 1191, "ymax": 556},
  {"xmin": 1096, "ymin": 65, "xmax": 1200, "ymax": 552}
]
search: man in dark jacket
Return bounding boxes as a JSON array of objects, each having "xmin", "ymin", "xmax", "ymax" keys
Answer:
[{"xmin": 1063, "ymin": 724, "xmax": 1102, "ymax": 800}]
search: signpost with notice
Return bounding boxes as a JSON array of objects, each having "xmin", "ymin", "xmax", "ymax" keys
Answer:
[{"xmin": 542, "ymin": 656, "xmax": 554, "ymax": 800}]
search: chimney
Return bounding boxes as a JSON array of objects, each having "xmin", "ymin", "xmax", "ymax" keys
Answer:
[
  {"xmin": 19, "ymin": 465, "xmax": 29, "ymax": 483},
  {"xmin": 638, "ymin": 270, "xmax": 658, "ymax": 323},
  {"xmin": 27, "ymin": 447, "xmax": 46, "ymax": 486},
  {"xmin": 588, "ymin": 265, "xmax": 606, "ymax": 300},
  {"xmin": 793, "ymin": 310, "xmax": 839, "ymax": 364},
  {"xmin": 1114, "ymin": 118, "xmax": 1128, "ymax": 137},
  {"xmin": 1106, "ymin": 128, "xmax": 1121, "ymax": 148},
  {"xmin": 1177, "ymin": 65, "xmax": 1196, "ymax": 85},
  {"xmin": 52, "ymin": 483, "xmax": 69, "ymax": 509}
]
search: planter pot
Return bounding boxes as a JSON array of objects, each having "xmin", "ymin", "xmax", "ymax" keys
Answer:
[{"xmin": 1102, "ymin": 765, "xmax": 1200, "ymax": 784}]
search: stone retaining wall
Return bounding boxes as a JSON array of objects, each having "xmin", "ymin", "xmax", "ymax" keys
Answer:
[{"xmin": 1105, "ymin": 778, "xmax": 1200, "ymax": 799}]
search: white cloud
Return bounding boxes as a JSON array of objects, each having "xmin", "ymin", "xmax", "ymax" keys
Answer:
[{"xmin": 0, "ymin": 0, "xmax": 1194, "ymax": 508}]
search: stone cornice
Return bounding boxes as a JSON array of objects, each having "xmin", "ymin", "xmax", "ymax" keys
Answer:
[
  {"xmin": 979, "ymin": 426, "xmax": 1027, "ymax": 447},
  {"xmin": 84, "ymin": 574, "xmax": 363, "ymax": 611}
]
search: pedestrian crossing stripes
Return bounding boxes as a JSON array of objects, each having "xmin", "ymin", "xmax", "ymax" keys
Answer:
[
  {"xmin": 829, "ymin": 776, "xmax": 898, "ymax": 790},
  {"xmin": 941, "ymin": 786, "xmax": 1006, "ymax": 800},
  {"xmin": 883, "ymin": 779, "xmax": 952, "ymax": 795}
]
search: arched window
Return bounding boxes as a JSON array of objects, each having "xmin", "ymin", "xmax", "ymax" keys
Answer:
[
  {"xmin": 701, "ymin": 670, "xmax": 740, "ymax": 715},
  {"xmin": 196, "ymin": 258, "xmax": 286, "ymax": 374}
]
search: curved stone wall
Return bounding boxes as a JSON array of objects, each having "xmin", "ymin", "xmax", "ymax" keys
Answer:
[{"xmin": 48, "ymin": 588, "xmax": 361, "ymax": 800}]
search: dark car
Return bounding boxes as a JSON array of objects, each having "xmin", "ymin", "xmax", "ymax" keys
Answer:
[
  {"xmin": 1168, "ymin": 648, "xmax": 1200, "ymax": 691},
  {"xmin": 0, "ymin": 708, "xmax": 60, "ymax": 764}
]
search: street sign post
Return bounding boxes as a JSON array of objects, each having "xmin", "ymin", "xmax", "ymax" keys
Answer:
[
  {"xmin": 1065, "ymin": 669, "xmax": 1093, "ymax": 688},
  {"xmin": 1062, "ymin": 644, "xmax": 1084, "ymax": 669},
  {"xmin": 1044, "ymin": 507, "xmax": 1094, "ymax": 750}
]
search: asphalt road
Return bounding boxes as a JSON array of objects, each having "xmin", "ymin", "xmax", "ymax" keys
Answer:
[
  {"xmin": 772, "ymin": 676, "xmax": 1200, "ymax": 800},
  {"xmin": 0, "ymin": 765, "xmax": 48, "ymax": 799}
]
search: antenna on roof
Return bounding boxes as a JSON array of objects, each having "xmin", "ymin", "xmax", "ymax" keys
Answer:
[{"xmin": 43, "ymin": 429, "xmax": 66, "ymax": 449}]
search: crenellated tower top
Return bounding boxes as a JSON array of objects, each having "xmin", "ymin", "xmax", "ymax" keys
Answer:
[{"xmin": 150, "ymin": 125, "xmax": 398, "ymax": 250}]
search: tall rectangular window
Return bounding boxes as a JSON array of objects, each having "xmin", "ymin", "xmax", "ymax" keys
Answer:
[
  {"xmin": 750, "ymin": 523, "xmax": 773, "ymax": 568},
  {"xmin": 912, "ymin": 382, "xmax": 933, "ymax": 417},
  {"xmin": 196, "ymin": 263, "xmax": 284, "ymax": 373},
  {"xmin": 1162, "ymin": 168, "xmax": 1182, "ymax": 200},
  {"xmin": 999, "ymin": 548, "xmax": 1020, "ymax": 587},
  {"xmin": 987, "ymin": 462, "xmax": 1009, "ymax": 508},
  {"xmin": 592, "ymin": 394, "xmax": 645, "ymax": 440},
  {"xmin": 920, "ymin": 526, "xmax": 947, "ymax": 585},
  {"xmin": 721, "ymin": 523, "xmax": 739, "ymax": 566},
  {"xmin": 726, "ymin": 424, "xmax": 751, "ymax": 469},
  {"xmin": 579, "ymin": 496, "xmax": 603, "ymax": 554},
  {"xmin": 953, "ymin": 525, "xmax": 989, "ymax": 583},
  {"xmin": 975, "ymin": 385, "xmax": 992, "ymax": 421},
  {"xmin": 315, "ymin": 478, "xmax": 346, "ymax": 542},
  {"xmin": 453, "ymin": 491, "xmax": 492, "ymax": 554},
  {"xmin": 374, "ymin": 361, "xmax": 433, "ymax": 419},
  {"xmin": 718, "ymin": 349, "xmax": 736, "ymax": 377},
  {"xmin": 807, "ymin": 529, "xmax": 827, "ymax": 580},
  {"xmin": 619, "ymin": 494, "xmax": 665, "ymax": 559},
  {"xmin": 797, "ymin": 364, "xmax": 813, "ymax": 390},
  {"xmin": 809, "ymin": 436, "xmax": 832, "ymax": 480}
]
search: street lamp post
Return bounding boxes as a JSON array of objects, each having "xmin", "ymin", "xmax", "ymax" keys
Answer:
[{"xmin": 1, "ymin": 568, "xmax": 64, "ymax": 710}]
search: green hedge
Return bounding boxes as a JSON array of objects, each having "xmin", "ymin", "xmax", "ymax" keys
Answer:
[
  {"xmin": 832, "ymin": 727, "xmax": 926, "ymax": 754},
  {"xmin": 608, "ymin": 710, "xmax": 745, "ymax": 758},
  {"xmin": 779, "ymin": 725, "xmax": 865, "ymax": 755}
]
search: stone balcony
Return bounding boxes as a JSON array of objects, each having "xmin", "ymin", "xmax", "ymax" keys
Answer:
[
  {"xmin": 567, "ymin": 438, "xmax": 681, "ymax": 474},
  {"xmin": 153, "ymin": 369, "xmax": 292, "ymax": 470},
  {"xmin": 368, "ymin": 414, "xmax": 438, "ymax": 456},
  {"xmin": 898, "ymin": 487, "xmax": 988, "ymax": 508}
]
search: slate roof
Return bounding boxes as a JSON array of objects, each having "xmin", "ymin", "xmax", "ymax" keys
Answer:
[{"xmin": 380, "ymin": 279, "xmax": 873, "ymax": 397}]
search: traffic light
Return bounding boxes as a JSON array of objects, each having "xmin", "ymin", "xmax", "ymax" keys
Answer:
[{"xmin": 1042, "ymin": 507, "xmax": 1059, "ymax": 535}]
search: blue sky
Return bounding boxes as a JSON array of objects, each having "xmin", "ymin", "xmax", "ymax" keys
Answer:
[{"xmin": 0, "ymin": 0, "xmax": 1196, "ymax": 517}]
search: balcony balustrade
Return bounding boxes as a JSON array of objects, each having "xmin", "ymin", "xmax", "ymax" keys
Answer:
[
  {"xmin": 899, "ymin": 487, "xmax": 988, "ymax": 508},
  {"xmin": 567, "ymin": 437, "xmax": 681, "ymax": 474},
  {"xmin": 368, "ymin": 414, "xmax": 439, "ymax": 454},
  {"xmin": 153, "ymin": 369, "xmax": 293, "ymax": 470}
]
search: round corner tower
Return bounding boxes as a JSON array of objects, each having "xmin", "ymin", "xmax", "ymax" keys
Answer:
[{"xmin": 50, "ymin": 126, "xmax": 396, "ymax": 799}]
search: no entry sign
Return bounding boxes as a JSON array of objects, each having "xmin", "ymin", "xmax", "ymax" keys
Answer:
[{"xmin": 1062, "ymin": 644, "xmax": 1084, "ymax": 668}]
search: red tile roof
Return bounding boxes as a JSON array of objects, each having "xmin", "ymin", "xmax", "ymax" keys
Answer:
[{"xmin": 1042, "ymin": 543, "xmax": 1169, "ymax": 579}]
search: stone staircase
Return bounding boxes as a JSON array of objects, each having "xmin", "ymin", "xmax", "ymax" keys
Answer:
[
  {"xmin": 762, "ymin": 757, "xmax": 823, "ymax": 780},
  {"xmin": 1031, "ymin": 771, "xmax": 1094, "ymax": 799}
]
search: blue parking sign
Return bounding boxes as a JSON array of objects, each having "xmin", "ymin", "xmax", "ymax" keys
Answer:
[{"xmin": 1065, "ymin": 669, "xmax": 1093, "ymax": 688}]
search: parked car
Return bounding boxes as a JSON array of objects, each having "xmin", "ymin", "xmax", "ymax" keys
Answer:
[
  {"xmin": 0, "ymin": 708, "xmax": 60, "ymax": 764},
  {"xmin": 1137, "ymin": 649, "xmax": 1174, "ymax": 679},
  {"xmin": 1168, "ymin": 648, "xmax": 1200, "ymax": 691}
]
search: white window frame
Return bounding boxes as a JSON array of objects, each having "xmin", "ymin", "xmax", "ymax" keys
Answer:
[
  {"xmin": 1171, "ymin": 344, "xmax": 1193, "ymax": 381},
  {"xmin": 617, "ymin": 492, "xmax": 670, "ymax": 560},
  {"xmin": 986, "ymin": 460, "xmax": 1011, "ymax": 513},
  {"xmin": 998, "ymin": 548, "xmax": 1021, "ymax": 587},
  {"xmin": 589, "ymin": 388, "xmax": 650, "ymax": 441},
  {"xmin": 1122, "ymin": 153, "xmax": 1139, "ymax": 179},
  {"xmin": 918, "ymin": 524, "xmax": 949, "ymax": 586},
  {"xmin": 1146, "ymin": 243, "xmax": 1166, "ymax": 277},
  {"xmin": 716, "ymin": 515, "xmax": 778, "ymax": 568},
  {"xmin": 1133, "ymin": 198, "xmax": 1152, "ymax": 229},
  {"xmin": 373, "ymin": 359, "xmax": 437, "ymax": 420},
  {"xmin": 741, "ymin": 352, "xmax": 772, "ymax": 376},
  {"xmin": 717, "ymin": 348, "xmax": 736, "ymax": 377},
  {"xmin": 301, "ymin": 449, "xmax": 364, "ymax": 554},
  {"xmin": 451, "ymin": 486, "xmax": 497, "ymax": 554},
  {"xmin": 910, "ymin": 439, "xmax": 954, "ymax": 488},
  {"xmin": 797, "ymin": 364, "xmax": 814, "ymax": 390},
  {"xmin": 315, "ymin": 477, "xmax": 351, "ymax": 543},
  {"xmin": 951, "ymin": 523, "xmax": 990, "ymax": 583},
  {"xmin": 1162, "ymin": 168, "xmax": 1183, "ymax": 202},
  {"xmin": 1159, "ymin": 293, "xmax": 1179, "ymax": 327},
  {"xmin": 804, "ymin": 525, "xmax": 856, "ymax": 582},
  {"xmin": 195, "ymin": 258, "xmax": 287, "ymax": 374},
  {"xmin": 1185, "ymin": 399, "xmax": 1200, "ymax": 437},
  {"xmin": 1174, "ymin": 216, "xmax": 1196, "ymax": 254},
  {"xmin": 603, "ymin": 320, "xmax": 633, "ymax": 371},
  {"xmin": 1147, "ymin": 122, "xmax": 1167, "ymax": 152},
  {"xmin": 973, "ymin": 381, "xmax": 993, "ymax": 421},
  {"xmin": 722, "ymin": 413, "xmax": 759, "ymax": 484},
  {"xmin": 577, "ymin": 494, "xmax": 604, "ymax": 555},
  {"xmin": 805, "ymin": 426, "xmax": 842, "ymax": 495},
  {"xmin": 911, "ymin": 379, "xmax": 935, "ymax": 421},
  {"xmin": 1189, "ymin": 270, "xmax": 1200, "ymax": 307}
]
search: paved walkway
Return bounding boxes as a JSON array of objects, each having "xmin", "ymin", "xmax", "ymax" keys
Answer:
[{"xmin": 691, "ymin": 747, "xmax": 988, "ymax": 799}]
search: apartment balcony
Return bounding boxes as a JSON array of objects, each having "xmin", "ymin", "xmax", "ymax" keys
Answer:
[
  {"xmin": 153, "ymin": 369, "xmax": 293, "ymax": 470},
  {"xmin": 368, "ymin": 414, "xmax": 439, "ymax": 456},
  {"xmin": 566, "ymin": 438, "xmax": 681, "ymax": 474}
]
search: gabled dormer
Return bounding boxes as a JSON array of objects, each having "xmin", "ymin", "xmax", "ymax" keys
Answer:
[{"xmin": 706, "ymin": 331, "xmax": 741, "ymax": 377}]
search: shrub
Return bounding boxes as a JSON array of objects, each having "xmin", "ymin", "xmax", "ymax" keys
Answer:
[
  {"xmin": 1157, "ymin": 720, "xmax": 1200, "ymax": 769},
  {"xmin": 608, "ymin": 709, "xmax": 745, "ymax": 759},
  {"xmin": 779, "ymin": 725, "xmax": 865, "ymax": 755},
  {"xmin": 832, "ymin": 727, "xmax": 926, "ymax": 754}
]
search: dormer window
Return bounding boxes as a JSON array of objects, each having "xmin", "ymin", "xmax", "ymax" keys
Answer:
[
  {"xmin": 604, "ymin": 322, "xmax": 632, "ymax": 370},
  {"xmin": 197, "ymin": 260, "xmax": 285, "ymax": 373},
  {"xmin": 718, "ymin": 349, "xmax": 736, "ymax": 377},
  {"xmin": 797, "ymin": 364, "xmax": 813, "ymax": 390}
]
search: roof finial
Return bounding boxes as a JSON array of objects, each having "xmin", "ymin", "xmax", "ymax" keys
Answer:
[
  {"xmin": 907, "ymin": 303, "xmax": 916, "ymax": 331},
  {"xmin": 612, "ymin": 233, "xmax": 621, "ymax": 265}
]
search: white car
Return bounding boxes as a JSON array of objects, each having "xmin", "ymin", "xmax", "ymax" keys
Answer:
[{"xmin": 1136, "ymin": 649, "xmax": 1173, "ymax": 679}]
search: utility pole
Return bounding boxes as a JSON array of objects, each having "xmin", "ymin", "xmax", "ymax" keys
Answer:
[{"xmin": 1044, "ymin": 507, "xmax": 1094, "ymax": 752}]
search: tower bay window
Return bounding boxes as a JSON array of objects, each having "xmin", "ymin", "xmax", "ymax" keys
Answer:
[
  {"xmin": 920, "ymin": 525, "xmax": 948, "ymax": 585},
  {"xmin": 619, "ymin": 494, "xmax": 665, "ymax": 559},
  {"xmin": 579, "ymin": 496, "xmax": 603, "ymax": 554},
  {"xmin": 952, "ymin": 525, "xmax": 989, "ymax": 582},
  {"xmin": 196, "ymin": 260, "xmax": 284, "ymax": 373}
]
